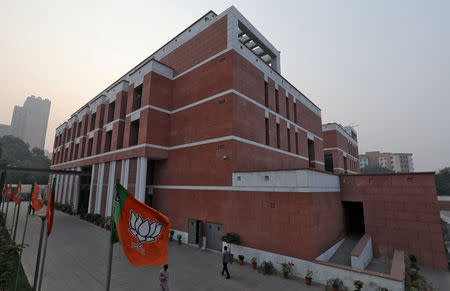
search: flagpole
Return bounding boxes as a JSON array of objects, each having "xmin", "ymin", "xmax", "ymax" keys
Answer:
[
  {"xmin": 3, "ymin": 198, "xmax": 9, "ymax": 229},
  {"xmin": 12, "ymin": 199, "xmax": 21, "ymax": 242},
  {"xmin": 105, "ymin": 226, "xmax": 114, "ymax": 291},
  {"xmin": 11, "ymin": 203, "xmax": 17, "ymax": 233},
  {"xmin": 37, "ymin": 233, "xmax": 48, "ymax": 291},
  {"xmin": 14, "ymin": 204, "xmax": 32, "ymax": 291},
  {"xmin": 32, "ymin": 216, "xmax": 46, "ymax": 291}
]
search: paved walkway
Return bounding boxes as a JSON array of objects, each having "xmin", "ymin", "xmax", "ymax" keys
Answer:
[{"xmin": 4, "ymin": 202, "xmax": 323, "ymax": 291}]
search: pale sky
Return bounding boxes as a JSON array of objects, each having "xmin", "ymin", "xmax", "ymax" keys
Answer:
[{"xmin": 1, "ymin": 0, "xmax": 449, "ymax": 171}]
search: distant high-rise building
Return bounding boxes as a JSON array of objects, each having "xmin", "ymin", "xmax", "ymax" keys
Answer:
[
  {"xmin": 359, "ymin": 151, "xmax": 414, "ymax": 173},
  {"xmin": 4, "ymin": 96, "xmax": 51, "ymax": 149}
]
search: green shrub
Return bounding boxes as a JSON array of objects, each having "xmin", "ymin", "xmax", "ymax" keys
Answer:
[
  {"xmin": 353, "ymin": 280, "xmax": 363, "ymax": 290},
  {"xmin": 238, "ymin": 255, "xmax": 244, "ymax": 260},
  {"xmin": 221, "ymin": 232, "xmax": 240, "ymax": 244},
  {"xmin": 327, "ymin": 278, "xmax": 344, "ymax": 290},
  {"xmin": 259, "ymin": 261, "xmax": 275, "ymax": 275},
  {"xmin": 250, "ymin": 257, "xmax": 257, "ymax": 264}
]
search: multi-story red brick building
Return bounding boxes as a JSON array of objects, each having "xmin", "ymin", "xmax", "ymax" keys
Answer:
[
  {"xmin": 322, "ymin": 123, "xmax": 360, "ymax": 174},
  {"xmin": 49, "ymin": 6, "xmax": 446, "ymax": 288}
]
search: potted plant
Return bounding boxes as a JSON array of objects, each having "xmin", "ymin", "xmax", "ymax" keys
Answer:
[
  {"xmin": 353, "ymin": 280, "xmax": 363, "ymax": 291},
  {"xmin": 280, "ymin": 262, "xmax": 294, "ymax": 279},
  {"xmin": 251, "ymin": 257, "xmax": 257, "ymax": 269},
  {"xmin": 327, "ymin": 278, "xmax": 344, "ymax": 291},
  {"xmin": 169, "ymin": 230, "xmax": 174, "ymax": 241},
  {"xmin": 177, "ymin": 234, "xmax": 182, "ymax": 245},
  {"xmin": 305, "ymin": 269, "xmax": 313, "ymax": 285},
  {"xmin": 409, "ymin": 254, "xmax": 418, "ymax": 270},
  {"xmin": 221, "ymin": 232, "xmax": 240, "ymax": 264},
  {"xmin": 260, "ymin": 261, "xmax": 274, "ymax": 275},
  {"xmin": 238, "ymin": 255, "xmax": 244, "ymax": 265}
]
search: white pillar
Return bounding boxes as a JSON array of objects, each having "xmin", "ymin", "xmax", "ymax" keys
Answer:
[
  {"xmin": 106, "ymin": 161, "xmax": 116, "ymax": 217},
  {"xmin": 67, "ymin": 168, "xmax": 74, "ymax": 206},
  {"xmin": 136, "ymin": 157, "xmax": 147, "ymax": 203},
  {"xmin": 88, "ymin": 164, "xmax": 96, "ymax": 213},
  {"xmin": 95, "ymin": 163, "xmax": 105, "ymax": 214},
  {"xmin": 54, "ymin": 175, "xmax": 60, "ymax": 201},
  {"xmin": 62, "ymin": 175, "xmax": 68, "ymax": 204},
  {"xmin": 120, "ymin": 159, "xmax": 129, "ymax": 188},
  {"xmin": 73, "ymin": 167, "xmax": 81, "ymax": 213}
]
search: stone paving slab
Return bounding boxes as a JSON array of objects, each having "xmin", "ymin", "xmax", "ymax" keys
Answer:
[{"xmin": 4, "ymin": 202, "xmax": 323, "ymax": 291}]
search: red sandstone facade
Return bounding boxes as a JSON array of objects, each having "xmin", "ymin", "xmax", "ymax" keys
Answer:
[
  {"xmin": 49, "ymin": 7, "xmax": 447, "ymax": 272},
  {"xmin": 322, "ymin": 123, "xmax": 360, "ymax": 174}
]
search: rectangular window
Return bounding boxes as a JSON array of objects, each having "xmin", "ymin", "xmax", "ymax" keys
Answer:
[
  {"xmin": 105, "ymin": 131, "xmax": 112, "ymax": 152},
  {"xmin": 276, "ymin": 123, "xmax": 280, "ymax": 148},
  {"xmin": 308, "ymin": 139, "xmax": 315, "ymax": 168},
  {"xmin": 275, "ymin": 89, "xmax": 279, "ymax": 113},
  {"xmin": 133, "ymin": 85, "xmax": 143, "ymax": 111},
  {"xmin": 80, "ymin": 138, "xmax": 86, "ymax": 158},
  {"xmin": 287, "ymin": 128, "xmax": 291, "ymax": 152},
  {"xmin": 87, "ymin": 138, "xmax": 93, "ymax": 156},
  {"xmin": 108, "ymin": 101, "xmax": 115, "ymax": 123},
  {"xmin": 295, "ymin": 132, "xmax": 299, "ymax": 154},
  {"xmin": 344, "ymin": 156, "xmax": 348, "ymax": 172},
  {"xmin": 325, "ymin": 154, "xmax": 334, "ymax": 172},
  {"xmin": 264, "ymin": 81, "xmax": 268, "ymax": 107},
  {"xmin": 64, "ymin": 148, "xmax": 69, "ymax": 162},
  {"xmin": 84, "ymin": 118, "xmax": 88, "ymax": 134},
  {"xmin": 130, "ymin": 119, "xmax": 140, "ymax": 146},
  {"xmin": 67, "ymin": 129, "xmax": 71, "ymax": 142},
  {"xmin": 286, "ymin": 97, "xmax": 289, "ymax": 120},
  {"xmin": 74, "ymin": 143, "xmax": 79, "ymax": 160},
  {"xmin": 90, "ymin": 113, "xmax": 96, "ymax": 131},
  {"xmin": 96, "ymin": 132, "xmax": 102, "ymax": 155},
  {"xmin": 293, "ymin": 102, "xmax": 297, "ymax": 123},
  {"xmin": 265, "ymin": 118, "xmax": 269, "ymax": 145},
  {"xmin": 69, "ymin": 145, "xmax": 74, "ymax": 160},
  {"xmin": 77, "ymin": 122, "xmax": 82, "ymax": 137}
]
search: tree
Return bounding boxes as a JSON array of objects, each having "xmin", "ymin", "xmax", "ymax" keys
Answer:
[
  {"xmin": 436, "ymin": 167, "xmax": 450, "ymax": 196},
  {"xmin": 0, "ymin": 136, "xmax": 50, "ymax": 184},
  {"xmin": 360, "ymin": 165, "xmax": 394, "ymax": 174}
]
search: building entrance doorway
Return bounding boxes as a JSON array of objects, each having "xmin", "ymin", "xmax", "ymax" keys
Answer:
[
  {"xmin": 188, "ymin": 219, "xmax": 204, "ymax": 247},
  {"xmin": 78, "ymin": 166, "xmax": 92, "ymax": 214},
  {"xmin": 342, "ymin": 201, "xmax": 365, "ymax": 235},
  {"xmin": 206, "ymin": 222, "xmax": 223, "ymax": 251}
]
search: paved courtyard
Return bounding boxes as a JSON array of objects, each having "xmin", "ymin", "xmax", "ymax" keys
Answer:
[{"xmin": 4, "ymin": 202, "xmax": 323, "ymax": 291}]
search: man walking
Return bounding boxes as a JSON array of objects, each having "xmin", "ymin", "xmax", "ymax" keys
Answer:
[
  {"xmin": 159, "ymin": 264, "xmax": 169, "ymax": 291},
  {"xmin": 221, "ymin": 246, "xmax": 231, "ymax": 279}
]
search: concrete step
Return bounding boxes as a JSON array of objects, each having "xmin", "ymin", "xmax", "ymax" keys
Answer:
[{"xmin": 328, "ymin": 235, "xmax": 361, "ymax": 267}]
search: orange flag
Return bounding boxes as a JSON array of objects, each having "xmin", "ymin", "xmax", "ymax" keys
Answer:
[
  {"xmin": 5, "ymin": 184, "xmax": 12, "ymax": 200},
  {"xmin": 1, "ymin": 184, "xmax": 6, "ymax": 198},
  {"xmin": 46, "ymin": 178, "xmax": 56, "ymax": 235},
  {"xmin": 113, "ymin": 182, "xmax": 171, "ymax": 266},
  {"xmin": 12, "ymin": 183, "xmax": 22, "ymax": 205},
  {"xmin": 31, "ymin": 182, "xmax": 44, "ymax": 212}
]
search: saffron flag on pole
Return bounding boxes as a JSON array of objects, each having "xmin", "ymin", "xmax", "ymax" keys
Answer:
[
  {"xmin": 112, "ymin": 182, "xmax": 171, "ymax": 266},
  {"xmin": 31, "ymin": 182, "xmax": 44, "ymax": 212},
  {"xmin": 46, "ymin": 178, "xmax": 56, "ymax": 235},
  {"xmin": 12, "ymin": 183, "xmax": 22, "ymax": 205},
  {"xmin": 5, "ymin": 184, "xmax": 12, "ymax": 200},
  {"xmin": 1, "ymin": 184, "xmax": 6, "ymax": 198}
]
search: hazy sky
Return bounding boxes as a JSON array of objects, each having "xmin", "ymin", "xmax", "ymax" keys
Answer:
[{"xmin": 1, "ymin": 0, "xmax": 449, "ymax": 171}]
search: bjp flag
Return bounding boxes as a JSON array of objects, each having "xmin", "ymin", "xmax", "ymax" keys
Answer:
[
  {"xmin": 1, "ymin": 184, "xmax": 7, "ymax": 198},
  {"xmin": 46, "ymin": 178, "xmax": 56, "ymax": 235},
  {"xmin": 31, "ymin": 182, "xmax": 44, "ymax": 212},
  {"xmin": 12, "ymin": 183, "xmax": 21, "ymax": 205},
  {"xmin": 112, "ymin": 182, "xmax": 171, "ymax": 266},
  {"xmin": 5, "ymin": 184, "xmax": 12, "ymax": 200}
]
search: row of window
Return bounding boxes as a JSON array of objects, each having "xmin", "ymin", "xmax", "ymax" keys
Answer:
[
  {"xmin": 54, "ymin": 84, "xmax": 144, "ymax": 149},
  {"xmin": 52, "ymin": 118, "xmax": 140, "ymax": 165},
  {"xmin": 324, "ymin": 153, "xmax": 359, "ymax": 173},
  {"xmin": 264, "ymin": 117, "xmax": 316, "ymax": 167},
  {"xmin": 264, "ymin": 81, "xmax": 298, "ymax": 124}
]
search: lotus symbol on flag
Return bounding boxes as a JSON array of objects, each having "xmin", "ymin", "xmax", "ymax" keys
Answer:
[{"xmin": 128, "ymin": 210, "xmax": 163, "ymax": 253}]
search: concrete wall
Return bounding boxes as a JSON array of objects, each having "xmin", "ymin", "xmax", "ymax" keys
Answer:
[
  {"xmin": 228, "ymin": 242, "xmax": 404, "ymax": 291},
  {"xmin": 340, "ymin": 173, "xmax": 447, "ymax": 270},
  {"xmin": 351, "ymin": 234, "xmax": 373, "ymax": 269}
]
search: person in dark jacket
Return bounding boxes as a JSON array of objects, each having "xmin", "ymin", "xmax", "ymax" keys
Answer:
[{"xmin": 221, "ymin": 246, "xmax": 231, "ymax": 279}]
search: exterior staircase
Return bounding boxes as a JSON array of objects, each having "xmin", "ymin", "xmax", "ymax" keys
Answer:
[{"xmin": 328, "ymin": 235, "xmax": 361, "ymax": 267}]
